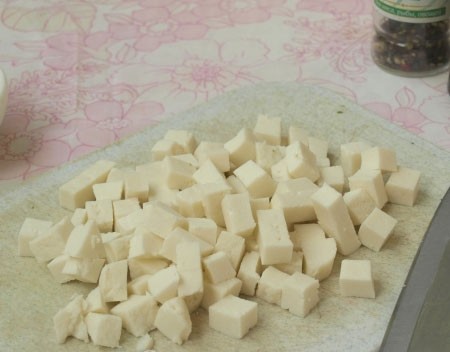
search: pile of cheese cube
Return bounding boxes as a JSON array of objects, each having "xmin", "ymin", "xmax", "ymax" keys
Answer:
[{"xmin": 17, "ymin": 115, "xmax": 421, "ymax": 349}]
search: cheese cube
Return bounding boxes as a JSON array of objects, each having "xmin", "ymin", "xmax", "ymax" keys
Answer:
[
  {"xmin": 202, "ymin": 251, "xmax": 236, "ymax": 284},
  {"xmin": 343, "ymin": 188, "xmax": 376, "ymax": 226},
  {"xmin": 148, "ymin": 265, "xmax": 180, "ymax": 303},
  {"xmin": 106, "ymin": 167, "xmax": 127, "ymax": 182},
  {"xmin": 71, "ymin": 208, "xmax": 87, "ymax": 226},
  {"xmin": 65, "ymin": 220, "xmax": 105, "ymax": 259},
  {"xmin": 256, "ymin": 209, "xmax": 293, "ymax": 266},
  {"xmin": 288, "ymin": 125, "xmax": 309, "ymax": 146},
  {"xmin": 85, "ymin": 199, "xmax": 113, "ymax": 233},
  {"xmin": 85, "ymin": 313, "xmax": 122, "ymax": 348},
  {"xmin": 176, "ymin": 242, "xmax": 203, "ymax": 312},
  {"xmin": 271, "ymin": 158, "xmax": 291, "ymax": 182},
  {"xmin": 291, "ymin": 224, "xmax": 336, "ymax": 281},
  {"xmin": 102, "ymin": 233, "xmax": 131, "ymax": 263},
  {"xmin": 209, "ymin": 295, "xmax": 257, "ymax": 339},
  {"xmin": 110, "ymin": 294, "xmax": 159, "ymax": 337},
  {"xmin": 234, "ymin": 160, "xmax": 276, "ymax": 198},
  {"xmin": 255, "ymin": 142, "xmax": 285, "ymax": 172},
  {"xmin": 194, "ymin": 141, "xmax": 230, "ymax": 172},
  {"xmin": 200, "ymin": 182, "xmax": 231, "ymax": 227},
  {"xmin": 53, "ymin": 295, "xmax": 88, "ymax": 344},
  {"xmin": 162, "ymin": 156, "xmax": 196, "ymax": 190},
  {"xmin": 85, "ymin": 286, "xmax": 109, "ymax": 314},
  {"xmin": 274, "ymin": 177, "xmax": 318, "ymax": 196},
  {"xmin": 215, "ymin": 231, "xmax": 246, "ymax": 271},
  {"xmin": 348, "ymin": 169, "xmax": 388, "ymax": 208},
  {"xmin": 154, "ymin": 297, "xmax": 192, "ymax": 345},
  {"xmin": 176, "ymin": 185, "xmax": 205, "ymax": 217},
  {"xmin": 237, "ymin": 251, "xmax": 261, "ymax": 296},
  {"xmin": 112, "ymin": 198, "xmax": 140, "ymax": 223},
  {"xmin": 274, "ymin": 250, "xmax": 303, "ymax": 275},
  {"xmin": 308, "ymin": 137, "xmax": 328, "ymax": 160},
  {"xmin": 339, "ymin": 259, "xmax": 376, "ymax": 298},
  {"xmin": 201, "ymin": 277, "xmax": 242, "ymax": 309},
  {"xmin": 358, "ymin": 208, "xmax": 397, "ymax": 251},
  {"xmin": 164, "ymin": 129, "xmax": 197, "ymax": 154},
  {"xmin": 62, "ymin": 257, "xmax": 105, "ymax": 283},
  {"xmin": 93, "ymin": 181, "xmax": 123, "ymax": 201},
  {"xmin": 29, "ymin": 216, "xmax": 73, "ymax": 263},
  {"xmin": 160, "ymin": 227, "xmax": 213, "ymax": 262},
  {"xmin": 128, "ymin": 257, "xmax": 169, "ymax": 280},
  {"xmin": 221, "ymin": 193, "xmax": 256, "ymax": 238},
  {"xmin": 17, "ymin": 217, "xmax": 52, "ymax": 256},
  {"xmin": 256, "ymin": 266, "xmax": 290, "ymax": 305},
  {"xmin": 142, "ymin": 201, "xmax": 186, "ymax": 239},
  {"xmin": 226, "ymin": 175, "xmax": 248, "ymax": 194},
  {"xmin": 47, "ymin": 255, "xmax": 73, "ymax": 283},
  {"xmin": 99, "ymin": 259, "xmax": 128, "ymax": 302},
  {"xmin": 124, "ymin": 171, "xmax": 149, "ymax": 203},
  {"xmin": 340, "ymin": 142, "xmax": 371, "ymax": 177},
  {"xmin": 271, "ymin": 192, "xmax": 316, "ymax": 228},
  {"xmin": 253, "ymin": 114, "xmax": 281, "ymax": 145},
  {"xmin": 318, "ymin": 166, "xmax": 345, "ymax": 193},
  {"xmin": 224, "ymin": 128, "xmax": 256, "ymax": 167},
  {"xmin": 193, "ymin": 159, "xmax": 226, "ymax": 185},
  {"xmin": 281, "ymin": 272, "xmax": 319, "ymax": 317},
  {"xmin": 361, "ymin": 146, "xmax": 397, "ymax": 172},
  {"xmin": 151, "ymin": 139, "xmax": 184, "ymax": 161},
  {"xmin": 135, "ymin": 334, "xmax": 154, "ymax": 352},
  {"xmin": 311, "ymin": 184, "xmax": 360, "ymax": 255},
  {"xmin": 385, "ymin": 166, "xmax": 421, "ymax": 206},
  {"xmin": 285, "ymin": 142, "xmax": 319, "ymax": 182},
  {"xmin": 127, "ymin": 274, "xmax": 153, "ymax": 295},
  {"xmin": 188, "ymin": 217, "xmax": 218, "ymax": 245},
  {"xmin": 249, "ymin": 197, "xmax": 270, "ymax": 221}
]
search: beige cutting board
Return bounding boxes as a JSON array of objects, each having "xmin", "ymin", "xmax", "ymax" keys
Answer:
[{"xmin": 1, "ymin": 83, "xmax": 449, "ymax": 352}]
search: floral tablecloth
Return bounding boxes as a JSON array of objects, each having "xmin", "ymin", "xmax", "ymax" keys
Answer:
[{"xmin": 0, "ymin": 0, "xmax": 449, "ymax": 183}]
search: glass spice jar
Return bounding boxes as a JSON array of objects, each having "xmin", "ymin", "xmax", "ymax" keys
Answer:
[{"xmin": 371, "ymin": 0, "xmax": 450, "ymax": 77}]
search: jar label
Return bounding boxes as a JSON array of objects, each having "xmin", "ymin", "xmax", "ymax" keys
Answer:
[{"xmin": 374, "ymin": 0, "xmax": 450, "ymax": 22}]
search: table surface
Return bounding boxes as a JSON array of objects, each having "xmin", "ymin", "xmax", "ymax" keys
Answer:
[{"xmin": 0, "ymin": 0, "xmax": 449, "ymax": 184}]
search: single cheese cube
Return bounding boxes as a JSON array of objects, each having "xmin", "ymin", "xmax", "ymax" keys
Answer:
[
  {"xmin": 249, "ymin": 197, "xmax": 270, "ymax": 221},
  {"xmin": 385, "ymin": 166, "xmax": 421, "ymax": 206},
  {"xmin": 142, "ymin": 201, "xmax": 186, "ymax": 239},
  {"xmin": 348, "ymin": 169, "xmax": 388, "ymax": 208},
  {"xmin": 29, "ymin": 216, "xmax": 73, "ymax": 263},
  {"xmin": 274, "ymin": 250, "xmax": 303, "ymax": 275},
  {"xmin": 154, "ymin": 297, "xmax": 192, "ymax": 345},
  {"xmin": 107, "ymin": 167, "xmax": 127, "ymax": 182},
  {"xmin": 127, "ymin": 274, "xmax": 153, "ymax": 296},
  {"xmin": 339, "ymin": 259, "xmax": 376, "ymax": 299},
  {"xmin": 234, "ymin": 160, "xmax": 276, "ymax": 198},
  {"xmin": 151, "ymin": 139, "xmax": 184, "ymax": 161},
  {"xmin": 215, "ymin": 231, "xmax": 246, "ymax": 271},
  {"xmin": 202, "ymin": 251, "xmax": 236, "ymax": 284},
  {"xmin": 112, "ymin": 198, "xmax": 140, "ymax": 223},
  {"xmin": 253, "ymin": 114, "xmax": 281, "ymax": 145},
  {"xmin": 110, "ymin": 294, "xmax": 159, "ymax": 337},
  {"xmin": 194, "ymin": 141, "xmax": 230, "ymax": 172},
  {"xmin": 85, "ymin": 313, "xmax": 122, "ymax": 348},
  {"xmin": 160, "ymin": 227, "xmax": 213, "ymax": 262},
  {"xmin": 71, "ymin": 208, "xmax": 87, "ymax": 226},
  {"xmin": 128, "ymin": 229, "xmax": 163, "ymax": 259},
  {"xmin": 93, "ymin": 181, "xmax": 123, "ymax": 201},
  {"xmin": 85, "ymin": 286, "xmax": 109, "ymax": 314},
  {"xmin": 255, "ymin": 142, "xmax": 285, "ymax": 172},
  {"xmin": 237, "ymin": 251, "xmax": 262, "ymax": 296},
  {"xmin": 176, "ymin": 185, "xmax": 205, "ymax": 218},
  {"xmin": 308, "ymin": 137, "xmax": 328, "ymax": 160},
  {"xmin": 343, "ymin": 188, "xmax": 377, "ymax": 226},
  {"xmin": 188, "ymin": 217, "xmax": 218, "ymax": 245},
  {"xmin": 85, "ymin": 199, "xmax": 113, "ymax": 233},
  {"xmin": 164, "ymin": 129, "xmax": 197, "ymax": 154},
  {"xmin": 193, "ymin": 159, "xmax": 226, "ymax": 185},
  {"xmin": 358, "ymin": 208, "xmax": 397, "ymax": 251},
  {"xmin": 201, "ymin": 277, "xmax": 242, "ymax": 309},
  {"xmin": 53, "ymin": 295, "xmax": 88, "ymax": 344},
  {"xmin": 102, "ymin": 233, "xmax": 131, "ymax": 263},
  {"xmin": 221, "ymin": 193, "xmax": 256, "ymax": 238},
  {"xmin": 281, "ymin": 272, "xmax": 319, "ymax": 317},
  {"xmin": 226, "ymin": 175, "xmax": 248, "ymax": 194},
  {"xmin": 209, "ymin": 295, "xmax": 257, "ymax": 339},
  {"xmin": 311, "ymin": 184, "xmax": 360, "ymax": 256},
  {"xmin": 256, "ymin": 266, "xmax": 290, "ymax": 306},
  {"xmin": 47, "ymin": 255, "xmax": 73, "ymax": 283},
  {"xmin": 256, "ymin": 209, "xmax": 293, "ymax": 265},
  {"xmin": 148, "ymin": 265, "xmax": 180, "ymax": 303},
  {"xmin": 274, "ymin": 177, "xmax": 318, "ymax": 196},
  {"xmin": 99, "ymin": 259, "xmax": 128, "ymax": 302},
  {"xmin": 65, "ymin": 220, "xmax": 105, "ymax": 259},
  {"xmin": 176, "ymin": 242, "xmax": 204, "ymax": 312},
  {"xmin": 288, "ymin": 125, "xmax": 309, "ymax": 146},
  {"xmin": 271, "ymin": 192, "xmax": 316, "ymax": 229},
  {"xmin": 172, "ymin": 153, "xmax": 199, "ymax": 168},
  {"xmin": 128, "ymin": 257, "xmax": 169, "ymax": 280},
  {"xmin": 340, "ymin": 142, "xmax": 371, "ymax": 177},
  {"xmin": 291, "ymin": 224, "xmax": 336, "ymax": 281},
  {"xmin": 361, "ymin": 146, "xmax": 397, "ymax": 172},
  {"xmin": 162, "ymin": 156, "xmax": 196, "ymax": 190},
  {"xmin": 62, "ymin": 257, "xmax": 105, "ymax": 283},
  {"xmin": 17, "ymin": 217, "xmax": 52, "ymax": 256},
  {"xmin": 285, "ymin": 143, "xmax": 319, "ymax": 182},
  {"xmin": 124, "ymin": 171, "xmax": 149, "ymax": 203},
  {"xmin": 271, "ymin": 158, "xmax": 291, "ymax": 183},
  {"xmin": 200, "ymin": 182, "xmax": 231, "ymax": 227},
  {"xmin": 135, "ymin": 334, "xmax": 154, "ymax": 352},
  {"xmin": 224, "ymin": 128, "xmax": 256, "ymax": 167},
  {"xmin": 318, "ymin": 166, "xmax": 345, "ymax": 193}
]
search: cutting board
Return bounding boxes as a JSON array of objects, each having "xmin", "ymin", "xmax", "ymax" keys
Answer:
[{"xmin": 1, "ymin": 83, "xmax": 449, "ymax": 352}]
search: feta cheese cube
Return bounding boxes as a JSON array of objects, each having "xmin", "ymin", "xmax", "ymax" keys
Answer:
[
  {"xmin": 274, "ymin": 250, "xmax": 303, "ymax": 275},
  {"xmin": 339, "ymin": 259, "xmax": 375, "ymax": 299},
  {"xmin": 93, "ymin": 181, "xmax": 123, "ymax": 201},
  {"xmin": 200, "ymin": 182, "xmax": 231, "ymax": 227},
  {"xmin": 318, "ymin": 166, "xmax": 345, "ymax": 193},
  {"xmin": 98, "ymin": 259, "xmax": 128, "ymax": 302},
  {"xmin": 128, "ymin": 257, "xmax": 169, "ymax": 280},
  {"xmin": 221, "ymin": 193, "xmax": 256, "ymax": 238},
  {"xmin": 256, "ymin": 266, "xmax": 290, "ymax": 306},
  {"xmin": 127, "ymin": 274, "xmax": 153, "ymax": 295},
  {"xmin": 194, "ymin": 141, "xmax": 230, "ymax": 172},
  {"xmin": 112, "ymin": 198, "xmax": 140, "ymax": 223},
  {"xmin": 361, "ymin": 146, "xmax": 397, "ymax": 172},
  {"xmin": 135, "ymin": 333, "xmax": 154, "ymax": 352},
  {"xmin": 285, "ymin": 142, "xmax": 319, "ymax": 182},
  {"xmin": 102, "ymin": 232, "xmax": 131, "ymax": 263},
  {"xmin": 176, "ymin": 185, "xmax": 205, "ymax": 218},
  {"xmin": 308, "ymin": 137, "xmax": 328, "ymax": 160},
  {"xmin": 288, "ymin": 125, "xmax": 309, "ymax": 146},
  {"xmin": 253, "ymin": 114, "xmax": 281, "ymax": 145},
  {"xmin": 148, "ymin": 265, "xmax": 180, "ymax": 303},
  {"xmin": 281, "ymin": 272, "xmax": 319, "ymax": 317},
  {"xmin": 226, "ymin": 175, "xmax": 248, "ymax": 194},
  {"xmin": 234, "ymin": 160, "xmax": 276, "ymax": 198},
  {"xmin": 340, "ymin": 142, "xmax": 371, "ymax": 177},
  {"xmin": 249, "ymin": 197, "xmax": 270, "ymax": 221},
  {"xmin": 385, "ymin": 166, "xmax": 421, "ymax": 206},
  {"xmin": 343, "ymin": 188, "xmax": 376, "ymax": 226},
  {"xmin": 162, "ymin": 156, "xmax": 196, "ymax": 190},
  {"xmin": 255, "ymin": 142, "xmax": 285, "ymax": 172},
  {"xmin": 124, "ymin": 171, "xmax": 149, "ymax": 203},
  {"xmin": 358, "ymin": 208, "xmax": 397, "ymax": 251},
  {"xmin": 188, "ymin": 217, "xmax": 218, "ymax": 246},
  {"xmin": 142, "ymin": 201, "xmax": 186, "ymax": 239},
  {"xmin": 62, "ymin": 257, "xmax": 105, "ymax": 283},
  {"xmin": 193, "ymin": 159, "xmax": 226, "ymax": 185},
  {"xmin": 224, "ymin": 128, "xmax": 256, "ymax": 167},
  {"xmin": 151, "ymin": 138, "xmax": 184, "ymax": 161},
  {"xmin": 53, "ymin": 294, "xmax": 88, "ymax": 344},
  {"xmin": 154, "ymin": 297, "xmax": 192, "ymax": 345},
  {"xmin": 215, "ymin": 231, "xmax": 246, "ymax": 271},
  {"xmin": 17, "ymin": 217, "xmax": 52, "ymax": 257},
  {"xmin": 270, "ymin": 191, "xmax": 316, "ymax": 229},
  {"xmin": 85, "ymin": 286, "xmax": 109, "ymax": 314},
  {"xmin": 201, "ymin": 277, "xmax": 242, "ymax": 309},
  {"xmin": 237, "ymin": 251, "xmax": 261, "ymax": 296},
  {"xmin": 85, "ymin": 313, "xmax": 122, "ymax": 348},
  {"xmin": 128, "ymin": 228, "xmax": 163, "ymax": 259},
  {"xmin": 164, "ymin": 129, "xmax": 197, "ymax": 154},
  {"xmin": 85, "ymin": 199, "xmax": 113, "ymax": 233},
  {"xmin": 348, "ymin": 169, "xmax": 388, "ymax": 208},
  {"xmin": 47, "ymin": 254, "xmax": 73, "ymax": 283},
  {"xmin": 202, "ymin": 251, "xmax": 236, "ymax": 284},
  {"xmin": 65, "ymin": 220, "xmax": 105, "ymax": 259},
  {"xmin": 71, "ymin": 208, "xmax": 88, "ymax": 226}
]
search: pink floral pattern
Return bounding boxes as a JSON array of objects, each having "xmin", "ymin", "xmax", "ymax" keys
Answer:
[{"xmin": 0, "ymin": 0, "xmax": 449, "ymax": 182}]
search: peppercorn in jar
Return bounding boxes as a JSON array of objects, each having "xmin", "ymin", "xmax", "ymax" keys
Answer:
[{"xmin": 372, "ymin": 0, "xmax": 450, "ymax": 77}]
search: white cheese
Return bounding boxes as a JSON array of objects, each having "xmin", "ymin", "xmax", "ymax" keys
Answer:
[
  {"xmin": 112, "ymin": 197, "xmax": 141, "ymax": 223},
  {"xmin": 93, "ymin": 181, "xmax": 123, "ymax": 201},
  {"xmin": 200, "ymin": 182, "xmax": 231, "ymax": 227},
  {"xmin": 164, "ymin": 129, "xmax": 197, "ymax": 154},
  {"xmin": 127, "ymin": 274, "xmax": 153, "ymax": 296},
  {"xmin": 340, "ymin": 141, "xmax": 371, "ymax": 177},
  {"xmin": 162, "ymin": 156, "xmax": 196, "ymax": 190},
  {"xmin": 148, "ymin": 265, "xmax": 180, "ymax": 304},
  {"xmin": 221, "ymin": 193, "xmax": 256, "ymax": 238},
  {"xmin": 360, "ymin": 146, "xmax": 397, "ymax": 172},
  {"xmin": 202, "ymin": 251, "xmax": 236, "ymax": 284},
  {"xmin": 124, "ymin": 171, "xmax": 149, "ymax": 203},
  {"xmin": 358, "ymin": 208, "xmax": 397, "ymax": 252},
  {"xmin": 274, "ymin": 250, "xmax": 303, "ymax": 275},
  {"xmin": 151, "ymin": 138, "xmax": 184, "ymax": 161},
  {"xmin": 192, "ymin": 159, "xmax": 226, "ymax": 185},
  {"xmin": 234, "ymin": 160, "xmax": 276, "ymax": 198},
  {"xmin": 226, "ymin": 175, "xmax": 248, "ymax": 194},
  {"xmin": 318, "ymin": 165, "xmax": 345, "ymax": 193},
  {"xmin": 270, "ymin": 191, "xmax": 316, "ymax": 229},
  {"xmin": 249, "ymin": 197, "xmax": 270, "ymax": 221},
  {"xmin": 176, "ymin": 185, "xmax": 205, "ymax": 218},
  {"xmin": 224, "ymin": 128, "xmax": 256, "ymax": 167},
  {"xmin": 160, "ymin": 227, "xmax": 213, "ymax": 262},
  {"xmin": 194, "ymin": 141, "xmax": 230, "ymax": 172},
  {"xmin": 348, "ymin": 168, "xmax": 388, "ymax": 208},
  {"xmin": 71, "ymin": 208, "xmax": 88, "ymax": 226},
  {"xmin": 274, "ymin": 177, "xmax": 318, "ymax": 196},
  {"xmin": 85, "ymin": 199, "xmax": 114, "ymax": 233},
  {"xmin": 47, "ymin": 254, "xmax": 73, "ymax": 283},
  {"xmin": 102, "ymin": 232, "xmax": 131, "ymax": 263},
  {"xmin": 85, "ymin": 312, "xmax": 122, "ymax": 348},
  {"xmin": 214, "ymin": 231, "xmax": 246, "ymax": 271},
  {"xmin": 209, "ymin": 295, "xmax": 258, "ymax": 339},
  {"xmin": 142, "ymin": 201, "xmax": 186, "ymax": 239},
  {"xmin": 98, "ymin": 259, "xmax": 128, "ymax": 302},
  {"xmin": 288, "ymin": 125, "xmax": 309, "ymax": 146},
  {"xmin": 135, "ymin": 333, "xmax": 154, "ymax": 352},
  {"xmin": 271, "ymin": 158, "xmax": 291, "ymax": 182},
  {"xmin": 308, "ymin": 136, "xmax": 328, "ymax": 160},
  {"xmin": 256, "ymin": 266, "xmax": 290, "ymax": 306},
  {"xmin": 236, "ymin": 251, "xmax": 261, "ymax": 296},
  {"xmin": 17, "ymin": 217, "xmax": 52, "ymax": 257},
  {"xmin": 65, "ymin": 220, "xmax": 105, "ymax": 259},
  {"xmin": 154, "ymin": 297, "xmax": 192, "ymax": 345},
  {"xmin": 53, "ymin": 294, "xmax": 88, "ymax": 344},
  {"xmin": 172, "ymin": 153, "xmax": 199, "ymax": 168},
  {"xmin": 128, "ymin": 257, "xmax": 169, "ymax": 280},
  {"xmin": 343, "ymin": 188, "xmax": 377, "ymax": 226},
  {"xmin": 85, "ymin": 286, "xmax": 109, "ymax": 314},
  {"xmin": 106, "ymin": 167, "xmax": 127, "ymax": 183},
  {"xmin": 385, "ymin": 166, "xmax": 421, "ymax": 206},
  {"xmin": 187, "ymin": 217, "xmax": 218, "ymax": 246},
  {"xmin": 339, "ymin": 259, "xmax": 375, "ymax": 299},
  {"xmin": 62, "ymin": 257, "xmax": 105, "ymax": 283},
  {"xmin": 201, "ymin": 277, "xmax": 242, "ymax": 309},
  {"xmin": 253, "ymin": 114, "xmax": 281, "ymax": 145},
  {"xmin": 128, "ymin": 228, "xmax": 163, "ymax": 259},
  {"xmin": 281, "ymin": 272, "xmax": 319, "ymax": 317},
  {"xmin": 255, "ymin": 142, "xmax": 286, "ymax": 172}
]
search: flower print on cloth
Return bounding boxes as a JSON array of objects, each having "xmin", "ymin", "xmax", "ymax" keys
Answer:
[{"xmin": 296, "ymin": 0, "xmax": 371, "ymax": 15}]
